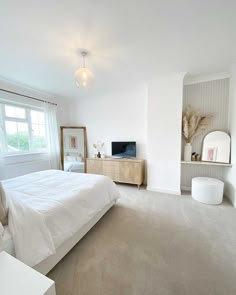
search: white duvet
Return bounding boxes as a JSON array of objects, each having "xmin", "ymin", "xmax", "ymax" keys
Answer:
[{"xmin": 2, "ymin": 170, "xmax": 119, "ymax": 266}]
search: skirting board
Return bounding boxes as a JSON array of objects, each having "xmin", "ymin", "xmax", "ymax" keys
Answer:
[
  {"xmin": 33, "ymin": 201, "xmax": 116, "ymax": 275},
  {"xmin": 147, "ymin": 186, "xmax": 181, "ymax": 196},
  {"xmin": 181, "ymin": 186, "xmax": 191, "ymax": 192}
]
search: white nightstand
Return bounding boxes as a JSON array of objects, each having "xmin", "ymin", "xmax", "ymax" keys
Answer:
[{"xmin": 0, "ymin": 251, "xmax": 56, "ymax": 295}]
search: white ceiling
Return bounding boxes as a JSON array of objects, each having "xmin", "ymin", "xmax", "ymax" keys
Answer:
[{"xmin": 0, "ymin": 0, "xmax": 236, "ymax": 99}]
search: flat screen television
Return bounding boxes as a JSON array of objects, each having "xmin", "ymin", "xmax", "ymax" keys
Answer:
[{"xmin": 112, "ymin": 141, "xmax": 136, "ymax": 158}]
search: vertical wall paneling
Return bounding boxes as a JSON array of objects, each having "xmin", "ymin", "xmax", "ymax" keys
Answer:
[
  {"xmin": 181, "ymin": 78, "xmax": 230, "ymax": 190},
  {"xmin": 181, "ymin": 164, "xmax": 225, "ymax": 191}
]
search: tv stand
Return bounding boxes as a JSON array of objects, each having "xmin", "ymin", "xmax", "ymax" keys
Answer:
[{"xmin": 86, "ymin": 157, "xmax": 145, "ymax": 189}]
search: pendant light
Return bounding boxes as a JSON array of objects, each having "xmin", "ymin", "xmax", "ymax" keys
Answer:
[{"xmin": 74, "ymin": 51, "xmax": 94, "ymax": 88}]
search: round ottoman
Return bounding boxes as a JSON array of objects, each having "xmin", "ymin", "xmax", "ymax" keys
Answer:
[{"xmin": 192, "ymin": 177, "xmax": 224, "ymax": 205}]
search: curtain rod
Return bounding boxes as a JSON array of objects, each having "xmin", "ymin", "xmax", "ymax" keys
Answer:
[{"xmin": 0, "ymin": 88, "xmax": 57, "ymax": 106}]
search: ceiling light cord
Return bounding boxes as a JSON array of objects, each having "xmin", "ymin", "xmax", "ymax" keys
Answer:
[{"xmin": 81, "ymin": 51, "xmax": 87, "ymax": 68}]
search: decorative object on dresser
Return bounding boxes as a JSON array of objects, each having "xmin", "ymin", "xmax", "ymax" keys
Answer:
[
  {"xmin": 60, "ymin": 126, "xmax": 87, "ymax": 173},
  {"xmin": 86, "ymin": 157, "xmax": 145, "ymax": 189},
  {"xmin": 182, "ymin": 106, "xmax": 213, "ymax": 161},
  {"xmin": 202, "ymin": 131, "xmax": 231, "ymax": 164},
  {"xmin": 93, "ymin": 141, "xmax": 105, "ymax": 158}
]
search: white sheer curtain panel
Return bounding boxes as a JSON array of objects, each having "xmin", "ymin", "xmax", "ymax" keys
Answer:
[
  {"xmin": 44, "ymin": 103, "xmax": 61, "ymax": 170},
  {"xmin": 0, "ymin": 108, "xmax": 6, "ymax": 153}
]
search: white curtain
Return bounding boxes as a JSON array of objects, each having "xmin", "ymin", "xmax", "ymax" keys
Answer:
[
  {"xmin": 0, "ymin": 106, "xmax": 6, "ymax": 153},
  {"xmin": 44, "ymin": 103, "xmax": 61, "ymax": 170}
]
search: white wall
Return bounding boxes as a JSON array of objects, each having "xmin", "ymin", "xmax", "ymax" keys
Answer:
[
  {"xmin": 225, "ymin": 64, "xmax": 236, "ymax": 207},
  {"xmin": 0, "ymin": 78, "xmax": 71, "ymax": 180},
  {"xmin": 147, "ymin": 73, "xmax": 185, "ymax": 195},
  {"xmin": 69, "ymin": 86, "xmax": 148, "ymax": 159},
  {"xmin": 69, "ymin": 75, "xmax": 185, "ymax": 194}
]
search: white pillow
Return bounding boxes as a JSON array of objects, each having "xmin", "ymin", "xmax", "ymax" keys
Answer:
[{"xmin": 0, "ymin": 183, "xmax": 8, "ymax": 225}]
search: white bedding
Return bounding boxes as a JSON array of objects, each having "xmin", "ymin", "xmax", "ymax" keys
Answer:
[
  {"xmin": 0, "ymin": 225, "xmax": 15, "ymax": 255},
  {"xmin": 2, "ymin": 170, "xmax": 119, "ymax": 267}
]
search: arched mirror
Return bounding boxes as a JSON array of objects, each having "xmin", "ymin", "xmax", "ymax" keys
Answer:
[
  {"xmin": 60, "ymin": 126, "xmax": 87, "ymax": 173},
  {"xmin": 202, "ymin": 131, "xmax": 230, "ymax": 164}
]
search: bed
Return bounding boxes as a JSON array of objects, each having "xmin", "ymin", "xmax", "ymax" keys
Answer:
[
  {"xmin": 63, "ymin": 154, "xmax": 85, "ymax": 173},
  {"xmin": 0, "ymin": 170, "xmax": 119, "ymax": 274},
  {"xmin": 64, "ymin": 159, "xmax": 85, "ymax": 173}
]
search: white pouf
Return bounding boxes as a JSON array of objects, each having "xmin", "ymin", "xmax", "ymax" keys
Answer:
[{"xmin": 192, "ymin": 177, "xmax": 224, "ymax": 205}]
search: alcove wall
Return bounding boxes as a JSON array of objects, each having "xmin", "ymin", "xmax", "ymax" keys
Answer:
[{"xmin": 181, "ymin": 77, "xmax": 230, "ymax": 190}]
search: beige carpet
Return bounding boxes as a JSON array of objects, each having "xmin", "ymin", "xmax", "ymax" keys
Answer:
[{"xmin": 48, "ymin": 185, "xmax": 236, "ymax": 295}]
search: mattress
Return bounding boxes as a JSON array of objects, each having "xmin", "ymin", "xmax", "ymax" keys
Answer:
[{"xmin": 0, "ymin": 226, "xmax": 15, "ymax": 255}]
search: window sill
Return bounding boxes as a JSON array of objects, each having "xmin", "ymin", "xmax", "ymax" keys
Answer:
[
  {"xmin": 2, "ymin": 152, "xmax": 47, "ymax": 157},
  {"xmin": 0, "ymin": 152, "xmax": 48, "ymax": 166}
]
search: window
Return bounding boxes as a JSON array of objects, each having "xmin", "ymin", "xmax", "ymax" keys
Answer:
[{"xmin": 0, "ymin": 102, "xmax": 47, "ymax": 154}]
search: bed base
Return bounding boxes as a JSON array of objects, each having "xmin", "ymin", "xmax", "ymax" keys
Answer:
[{"xmin": 33, "ymin": 201, "xmax": 115, "ymax": 275}]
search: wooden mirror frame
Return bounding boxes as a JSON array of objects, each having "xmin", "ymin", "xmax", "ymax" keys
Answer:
[{"xmin": 60, "ymin": 126, "xmax": 87, "ymax": 172}]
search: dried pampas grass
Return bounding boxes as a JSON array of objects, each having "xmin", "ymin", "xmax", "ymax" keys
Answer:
[{"xmin": 182, "ymin": 106, "xmax": 213, "ymax": 143}]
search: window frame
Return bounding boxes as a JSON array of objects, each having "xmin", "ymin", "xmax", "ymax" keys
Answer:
[{"xmin": 0, "ymin": 101, "xmax": 48, "ymax": 156}]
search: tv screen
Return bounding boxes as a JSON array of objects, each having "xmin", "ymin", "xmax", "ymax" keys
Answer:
[{"xmin": 112, "ymin": 142, "xmax": 136, "ymax": 158}]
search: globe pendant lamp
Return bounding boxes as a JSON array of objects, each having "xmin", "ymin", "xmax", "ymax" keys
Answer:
[{"xmin": 74, "ymin": 51, "xmax": 94, "ymax": 88}]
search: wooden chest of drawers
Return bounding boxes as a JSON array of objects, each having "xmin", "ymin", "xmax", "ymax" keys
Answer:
[{"xmin": 86, "ymin": 158, "xmax": 145, "ymax": 188}]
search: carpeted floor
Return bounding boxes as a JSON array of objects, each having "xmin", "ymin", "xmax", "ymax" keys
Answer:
[{"xmin": 47, "ymin": 184, "xmax": 236, "ymax": 295}]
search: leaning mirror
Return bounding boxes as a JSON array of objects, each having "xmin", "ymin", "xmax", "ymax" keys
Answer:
[
  {"xmin": 202, "ymin": 131, "xmax": 230, "ymax": 164},
  {"xmin": 60, "ymin": 126, "xmax": 87, "ymax": 173}
]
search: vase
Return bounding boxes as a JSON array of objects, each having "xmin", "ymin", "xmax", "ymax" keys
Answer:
[{"xmin": 184, "ymin": 143, "xmax": 192, "ymax": 162}]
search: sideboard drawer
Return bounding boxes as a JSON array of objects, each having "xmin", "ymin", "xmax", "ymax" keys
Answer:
[{"xmin": 86, "ymin": 158, "xmax": 145, "ymax": 188}]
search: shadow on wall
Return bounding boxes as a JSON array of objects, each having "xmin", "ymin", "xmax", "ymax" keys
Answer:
[{"xmin": 224, "ymin": 181, "xmax": 235, "ymax": 207}]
